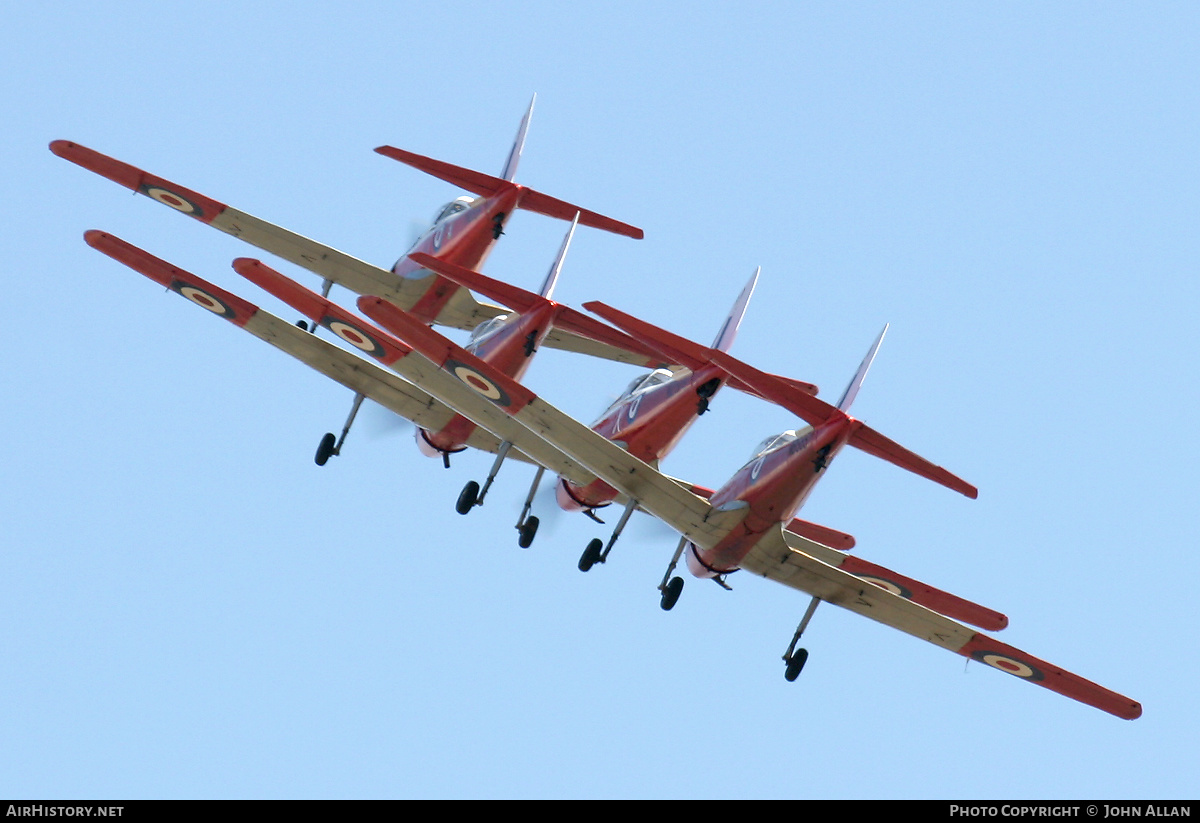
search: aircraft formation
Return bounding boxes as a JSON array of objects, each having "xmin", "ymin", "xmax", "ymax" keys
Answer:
[{"xmin": 51, "ymin": 96, "xmax": 1142, "ymax": 720}]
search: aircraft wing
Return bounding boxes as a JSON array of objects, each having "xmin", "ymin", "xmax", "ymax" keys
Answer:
[
  {"xmin": 83, "ymin": 230, "xmax": 617, "ymax": 485},
  {"xmin": 742, "ymin": 527, "xmax": 1141, "ymax": 719},
  {"xmin": 54, "ymin": 140, "xmax": 510, "ymax": 331},
  {"xmin": 53, "ymin": 141, "xmax": 664, "ymax": 368},
  {"xmin": 360, "ymin": 317, "xmax": 1140, "ymax": 719}
]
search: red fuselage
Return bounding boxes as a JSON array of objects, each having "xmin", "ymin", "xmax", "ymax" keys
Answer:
[
  {"xmin": 689, "ymin": 414, "xmax": 857, "ymax": 577},
  {"xmin": 556, "ymin": 365, "xmax": 725, "ymax": 511},
  {"xmin": 393, "ymin": 187, "xmax": 522, "ymax": 324},
  {"xmin": 416, "ymin": 300, "xmax": 556, "ymax": 457}
]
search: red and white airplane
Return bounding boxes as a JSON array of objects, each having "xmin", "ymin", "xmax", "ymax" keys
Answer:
[
  {"xmin": 398, "ymin": 255, "xmax": 834, "ymax": 565},
  {"xmin": 50, "ymin": 96, "xmax": 647, "ymax": 465},
  {"xmin": 82, "ymin": 230, "xmax": 649, "ymax": 532},
  {"xmin": 359, "ymin": 291, "xmax": 1141, "ymax": 719}
]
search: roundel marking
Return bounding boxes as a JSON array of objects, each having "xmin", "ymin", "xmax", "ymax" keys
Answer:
[
  {"xmin": 972, "ymin": 650, "xmax": 1044, "ymax": 681},
  {"xmin": 447, "ymin": 359, "xmax": 510, "ymax": 406},
  {"xmin": 325, "ymin": 319, "xmax": 385, "ymax": 358},
  {"xmin": 857, "ymin": 575, "xmax": 910, "ymax": 599},
  {"xmin": 142, "ymin": 185, "xmax": 202, "ymax": 216},
  {"xmin": 175, "ymin": 283, "xmax": 235, "ymax": 319}
]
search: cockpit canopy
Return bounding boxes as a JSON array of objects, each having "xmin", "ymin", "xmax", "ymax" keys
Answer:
[
  {"xmin": 746, "ymin": 428, "xmax": 812, "ymax": 462},
  {"xmin": 432, "ymin": 196, "xmax": 475, "ymax": 225},
  {"xmin": 466, "ymin": 314, "xmax": 510, "ymax": 348},
  {"xmin": 621, "ymin": 368, "xmax": 674, "ymax": 399},
  {"xmin": 597, "ymin": 368, "xmax": 676, "ymax": 419}
]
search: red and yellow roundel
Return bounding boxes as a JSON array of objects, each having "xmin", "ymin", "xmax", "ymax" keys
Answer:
[
  {"xmin": 445, "ymin": 359, "xmax": 511, "ymax": 406},
  {"xmin": 171, "ymin": 281, "xmax": 236, "ymax": 320},
  {"xmin": 321, "ymin": 318, "xmax": 385, "ymax": 358},
  {"xmin": 971, "ymin": 649, "xmax": 1045, "ymax": 681},
  {"xmin": 141, "ymin": 184, "xmax": 202, "ymax": 217},
  {"xmin": 856, "ymin": 575, "xmax": 911, "ymax": 599}
]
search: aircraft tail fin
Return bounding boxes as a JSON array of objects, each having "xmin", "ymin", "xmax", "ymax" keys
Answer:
[
  {"xmin": 407, "ymin": 218, "xmax": 658, "ymax": 363},
  {"xmin": 500, "ymin": 94, "xmax": 535, "ymax": 181},
  {"xmin": 537, "ymin": 212, "xmax": 577, "ymax": 299},
  {"xmin": 711, "ymin": 267, "xmax": 759, "ymax": 352},
  {"xmin": 836, "ymin": 324, "xmax": 887, "ymax": 413},
  {"xmin": 584, "ymin": 300, "xmax": 820, "ymax": 403},
  {"xmin": 587, "ymin": 301, "xmax": 976, "ymax": 499}
]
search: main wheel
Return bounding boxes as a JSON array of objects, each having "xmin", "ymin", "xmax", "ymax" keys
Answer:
[
  {"xmin": 578, "ymin": 538, "xmax": 603, "ymax": 572},
  {"xmin": 456, "ymin": 481, "xmax": 480, "ymax": 515},
  {"xmin": 517, "ymin": 516, "xmax": 539, "ymax": 548},
  {"xmin": 314, "ymin": 432, "xmax": 336, "ymax": 466},
  {"xmin": 660, "ymin": 577, "xmax": 684, "ymax": 611},
  {"xmin": 784, "ymin": 648, "xmax": 809, "ymax": 682}
]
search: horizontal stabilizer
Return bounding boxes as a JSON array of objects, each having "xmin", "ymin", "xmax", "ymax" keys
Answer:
[
  {"xmin": 375, "ymin": 147, "xmax": 643, "ymax": 239},
  {"xmin": 375, "ymin": 145, "xmax": 508, "ymax": 198},
  {"xmin": 409, "ymin": 252, "xmax": 662, "ymax": 365},
  {"xmin": 590, "ymin": 300, "xmax": 975, "ymax": 499},
  {"xmin": 849, "ymin": 422, "xmax": 978, "ymax": 499},
  {"xmin": 585, "ymin": 300, "xmax": 819, "ymax": 400}
]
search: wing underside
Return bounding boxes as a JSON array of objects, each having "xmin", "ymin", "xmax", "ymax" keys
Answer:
[
  {"xmin": 53, "ymin": 140, "xmax": 656, "ymax": 366},
  {"xmin": 83, "ymin": 231, "xmax": 617, "ymax": 484}
]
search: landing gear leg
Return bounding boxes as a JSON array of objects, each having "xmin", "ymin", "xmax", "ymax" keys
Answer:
[
  {"xmin": 514, "ymin": 465, "xmax": 545, "ymax": 549},
  {"xmin": 456, "ymin": 440, "xmax": 512, "ymax": 516},
  {"xmin": 578, "ymin": 497, "xmax": 638, "ymax": 572},
  {"xmin": 657, "ymin": 535, "xmax": 688, "ymax": 611},
  {"xmin": 315, "ymin": 392, "xmax": 364, "ymax": 466},
  {"xmin": 782, "ymin": 596, "xmax": 820, "ymax": 682}
]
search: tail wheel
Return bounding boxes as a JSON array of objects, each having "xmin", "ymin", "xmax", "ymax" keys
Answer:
[
  {"xmin": 578, "ymin": 538, "xmax": 603, "ymax": 572},
  {"xmin": 660, "ymin": 577, "xmax": 684, "ymax": 611},
  {"xmin": 314, "ymin": 432, "xmax": 336, "ymax": 466},
  {"xmin": 784, "ymin": 648, "xmax": 809, "ymax": 682},
  {"xmin": 456, "ymin": 481, "xmax": 480, "ymax": 515},
  {"xmin": 517, "ymin": 516, "xmax": 539, "ymax": 548}
]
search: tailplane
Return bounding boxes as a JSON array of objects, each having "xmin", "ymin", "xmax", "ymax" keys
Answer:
[
  {"xmin": 375, "ymin": 99, "xmax": 642, "ymax": 239},
  {"xmin": 586, "ymin": 301, "xmax": 976, "ymax": 499}
]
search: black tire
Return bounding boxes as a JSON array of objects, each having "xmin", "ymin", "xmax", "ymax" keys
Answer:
[
  {"xmin": 660, "ymin": 577, "xmax": 684, "ymax": 611},
  {"xmin": 314, "ymin": 432, "xmax": 336, "ymax": 466},
  {"xmin": 784, "ymin": 648, "xmax": 809, "ymax": 682},
  {"xmin": 456, "ymin": 481, "xmax": 480, "ymax": 515},
  {"xmin": 578, "ymin": 538, "xmax": 603, "ymax": 572},
  {"xmin": 518, "ymin": 516, "xmax": 539, "ymax": 548}
]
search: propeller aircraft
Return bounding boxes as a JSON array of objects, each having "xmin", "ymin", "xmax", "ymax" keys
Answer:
[
  {"xmin": 53, "ymin": 103, "xmax": 1141, "ymax": 720},
  {"xmin": 361, "ymin": 287, "xmax": 1141, "ymax": 720},
  {"xmin": 49, "ymin": 95, "xmax": 646, "ymax": 466}
]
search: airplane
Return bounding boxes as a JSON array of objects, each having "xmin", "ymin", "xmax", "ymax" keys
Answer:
[
  {"xmin": 348, "ymin": 214, "xmax": 666, "ymax": 547},
  {"xmin": 82, "ymin": 230, "xmax": 643, "ymax": 532},
  {"xmin": 50, "ymin": 96, "xmax": 648, "ymax": 465},
  {"xmin": 358, "ymin": 287, "xmax": 1141, "ymax": 719},
  {"xmin": 399, "ymin": 254, "xmax": 836, "ymax": 571}
]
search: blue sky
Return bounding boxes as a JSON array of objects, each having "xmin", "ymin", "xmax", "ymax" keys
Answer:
[{"xmin": 4, "ymin": 1, "xmax": 1196, "ymax": 798}]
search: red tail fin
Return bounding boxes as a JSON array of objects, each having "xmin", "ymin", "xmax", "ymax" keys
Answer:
[{"xmin": 587, "ymin": 300, "xmax": 976, "ymax": 499}]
